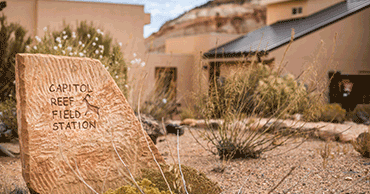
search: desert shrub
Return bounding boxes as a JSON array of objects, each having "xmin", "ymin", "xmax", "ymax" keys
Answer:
[
  {"xmin": 197, "ymin": 62, "xmax": 309, "ymax": 159},
  {"xmin": 104, "ymin": 178, "xmax": 170, "ymax": 194},
  {"xmin": 352, "ymin": 131, "xmax": 370, "ymax": 158},
  {"xmin": 26, "ymin": 21, "xmax": 128, "ymax": 96},
  {"xmin": 194, "ymin": 50, "xmax": 328, "ymax": 159},
  {"xmin": 319, "ymin": 103, "xmax": 346, "ymax": 123},
  {"xmin": 0, "ymin": 6, "xmax": 32, "ymax": 101},
  {"xmin": 205, "ymin": 63, "xmax": 271, "ymax": 119},
  {"xmin": 139, "ymin": 164, "xmax": 221, "ymax": 194}
]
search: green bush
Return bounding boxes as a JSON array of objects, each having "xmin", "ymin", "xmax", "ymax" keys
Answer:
[
  {"xmin": 140, "ymin": 164, "xmax": 221, "ymax": 194},
  {"xmin": 0, "ymin": 98, "xmax": 17, "ymax": 135},
  {"xmin": 255, "ymin": 72, "xmax": 308, "ymax": 117},
  {"xmin": 0, "ymin": 10, "xmax": 31, "ymax": 101},
  {"xmin": 27, "ymin": 21, "xmax": 128, "ymax": 96},
  {"xmin": 319, "ymin": 103, "xmax": 346, "ymax": 123},
  {"xmin": 104, "ymin": 178, "xmax": 170, "ymax": 194},
  {"xmin": 104, "ymin": 164, "xmax": 221, "ymax": 194}
]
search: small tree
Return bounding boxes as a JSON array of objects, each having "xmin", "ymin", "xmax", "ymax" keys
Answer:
[{"xmin": 0, "ymin": 1, "xmax": 32, "ymax": 101}]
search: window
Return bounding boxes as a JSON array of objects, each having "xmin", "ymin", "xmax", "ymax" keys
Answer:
[
  {"xmin": 292, "ymin": 8, "xmax": 297, "ymax": 14},
  {"xmin": 292, "ymin": 7, "xmax": 303, "ymax": 15}
]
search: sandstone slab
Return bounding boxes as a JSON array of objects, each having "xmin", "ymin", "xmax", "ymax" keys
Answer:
[{"xmin": 15, "ymin": 54, "xmax": 164, "ymax": 194}]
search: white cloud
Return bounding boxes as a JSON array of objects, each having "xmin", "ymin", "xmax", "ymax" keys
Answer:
[
  {"xmin": 150, "ymin": 9, "xmax": 162, "ymax": 16},
  {"xmin": 165, "ymin": 3, "xmax": 170, "ymax": 7},
  {"xmin": 169, "ymin": 4, "xmax": 194, "ymax": 17},
  {"xmin": 150, "ymin": 2, "xmax": 158, "ymax": 6}
]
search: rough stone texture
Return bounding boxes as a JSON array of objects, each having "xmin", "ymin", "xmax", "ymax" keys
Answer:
[
  {"xmin": 145, "ymin": 0, "xmax": 266, "ymax": 53},
  {"xmin": 15, "ymin": 54, "xmax": 164, "ymax": 194}
]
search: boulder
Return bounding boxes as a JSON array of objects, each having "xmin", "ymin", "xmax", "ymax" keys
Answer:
[
  {"xmin": 352, "ymin": 104, "xmax": 370, "ymax": 125},
  {"xmin": 181, "ymin": 118, "xmax": 197, "ymax": 127},
  {"xmin": 136, "ymin": 113, "xmax": 166, "ymax": 144},
  {"xmin": 354, "ymin": 132, "xmax": 370, "ymax": 158},
  {"xmin": 15, "ymin": 54, "xmax": 164, "ymax": 194},
  {"xmin": 165, "ymin": 123, "xmax": 184, "ymax": 136}
]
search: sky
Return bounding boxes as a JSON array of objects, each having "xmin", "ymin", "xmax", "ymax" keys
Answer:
[{"xmin": 70, "ymin": 0, "xmax": 209, "ymax": 38}]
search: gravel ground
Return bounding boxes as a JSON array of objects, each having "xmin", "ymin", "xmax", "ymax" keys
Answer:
[
  {"xmin": 156, "ymin": 127, "xmax": 370, "ymax": 194},
  {"xmin": 1, "ymin": 124, "xmax": 370, "ymax": 193}
]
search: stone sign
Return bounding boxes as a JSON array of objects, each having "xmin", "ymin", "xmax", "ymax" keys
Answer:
[{"xmin": 15, "ymin": 54, "xmax": 164, "ymax": 194}]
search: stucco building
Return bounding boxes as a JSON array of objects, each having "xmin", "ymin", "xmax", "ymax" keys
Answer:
[
  {"xmin": 203, "ymin": 0, "xmax": 370, "ymax": 111},
  {"xmin": 4, "ymin": 0, "xmax": 370, "ymax": 111}
]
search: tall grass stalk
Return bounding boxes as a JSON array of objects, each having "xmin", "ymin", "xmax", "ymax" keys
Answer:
[{"xmin": 137, "ymin": 74, "xmax": 174, "ymax": 194}]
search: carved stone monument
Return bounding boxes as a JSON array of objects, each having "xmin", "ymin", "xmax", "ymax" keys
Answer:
[{"xmin": 15, "ymin": 54, "xmax": 164, "ymax": 194}]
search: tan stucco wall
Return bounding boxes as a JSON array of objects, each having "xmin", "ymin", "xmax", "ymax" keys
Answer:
[
  {"xmin": 2, "ymin": 0, "xmax": 37, "ymax": 37},
  {"xmin": 3, "ymin": 0, "xmax": 149, "ymax": 62},
  {"xmin": 37, "ymin": 0, "xmax": 147, "ymax": 61},
  {"xmin": 266, "ymin": 0, "xmax": 344, "ymax": 25},
  {"xmin": 129, "ymin": 53, "xmax": 194, "ymax": 107},
  {"xmin": 267, "ymin": 0, "xmax": 308, "ymax": 25},
  {"xmin": 165, "ymin": 33, "xmax": 241, "ymax": 97},
  {"xmin": 270, "ymin": 6, "xmax": 370, "ymax": 90},
  {"xmin": 306, "ymin": 0, "xmax": 344, "ymax": 16}
]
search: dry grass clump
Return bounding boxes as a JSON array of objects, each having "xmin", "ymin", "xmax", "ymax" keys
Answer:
[
  {"xmin": 188, "ymin": 30, "xmax": 337, "ymax": 160},
  {"xmin": 317, "ymin": 141, "xmax": 335, "ymax": 169}
]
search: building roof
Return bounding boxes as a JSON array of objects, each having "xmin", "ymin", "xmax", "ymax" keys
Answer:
[{"xmin": 204, "ymin": 0, "xmax": 370, "ymax": 58}]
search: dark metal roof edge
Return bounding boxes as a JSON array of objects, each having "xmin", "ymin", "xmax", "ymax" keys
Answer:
[
  {"xmin": 204, "ymin": 50, "xmax": 268, "ymax": 59},
  {"xmin": 204, "ymin": 34, "xmax": 251, "ymax": 57},
  {"xmin": 267, "ymin": 1, "xmax": 370, "ymax": 52}
]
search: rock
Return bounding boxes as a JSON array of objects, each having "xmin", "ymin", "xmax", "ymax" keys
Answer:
[
  {"xmin": 316, "ymin": 130, "xmax": 339, "ymax": 141},
  {"xmin": 262, "ymin": 121, "xmax": 289, "ymax": 134},
  {"xmin": 15, "ymin": 54, "xmax": 164, "ymax": 194},
  {"xmin": 165, "ymin": 123, "xmax": 184, "ymax": 136},
  {"xmin": 354, "ymin": 132, "xmax": 370, "ymax": 158},
  {"xmin": 352, "ymin": 104, "xmax": 370, "ymax": 125},
  {"xmin": 196, "ymin": 119, "xmax": 207, "ymax": 128},
  {"xmin": 344, "ymin": 177, "xmax": 353, "ymax": 181},
  {"xmin": 353, "ymin": 111, "xmax": 370, "ymax": 125},
  {"xmin": 338, "ymin": 132, "xmax": 356, "ymax": 143},
  {"xmin": 0, "ymin": 144, "xmax": 15, "ymax": 157},
  {"xmin": 356, "ymin": 132, "xmax": 370, "ymax": 144},
  {"xmin": 181, "ymin": 118, "xmax": 197, "ymax": 127},
  {"xmin": 208, "ymin": 120, "xmax": 221, "ymax": 129},
  {"xmin": 136, "ymin": 113, "xmax": 165, "ymax": 144},
  {"xmin": 292, "ymin": 113, "xmax": 302, "ymax": 121}
]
